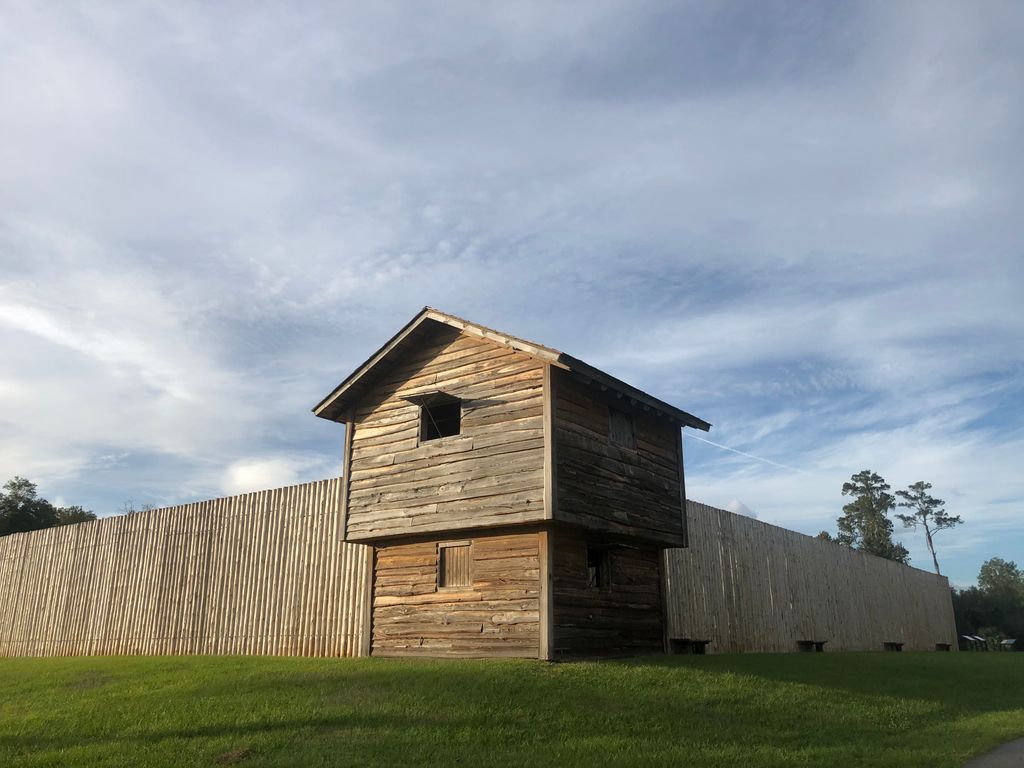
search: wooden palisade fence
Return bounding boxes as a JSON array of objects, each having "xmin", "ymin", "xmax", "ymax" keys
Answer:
[
  {"xmin": 665, "ymin": 501, "xmax": 957, "ymax": 652},
  {"xmin": 0, "ymin": 481, "xmax": 956, "ymax": 658},
  {"xmin": 0, "ymin": 478, "xmax": 370, "ymax": 657}
]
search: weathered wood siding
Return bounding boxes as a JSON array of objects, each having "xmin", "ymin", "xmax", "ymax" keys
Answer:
[
  {"xmin": 346, "ymin": 327, "xmax": 546, "ymax": 542},
  {"xmin": 554, "ymin": 371, "xmax": 685, "ymax": 545},
  {"xmin": 372, "ymin": 530, "xmax": 541, "ymax": 657},
  {"xmin": 552, "ymin": 528, "xmax": 664, "ymax": 658},
  {"xmin": 0, "ymin": 479, "xmax": 370, "ymax": 657},
  {"xmin": 665, "ymin": 501, "xmax": 958, "ymax": 652},
  {"xmin": 0, "ymin": 480, "xmax": 959, "ymax": 659}
]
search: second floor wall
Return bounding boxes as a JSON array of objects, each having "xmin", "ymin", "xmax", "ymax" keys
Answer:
[
  {"xmin": 553, "ymin": 370, "xmax": 686, "ymax": 546},
  {"xmin": 345, "ymin": 325, "xmax": 547, "ymax": 541}
]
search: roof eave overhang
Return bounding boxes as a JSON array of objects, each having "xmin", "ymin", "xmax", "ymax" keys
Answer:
[
  {"xmin": 558, "ymin": 354, "xmax": 711, "ymax": 432},
  {"xmin": 312, "ymin": 309, "xmax": 429, "ymax": 422}
]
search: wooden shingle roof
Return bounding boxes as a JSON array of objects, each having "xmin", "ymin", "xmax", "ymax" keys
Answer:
[{"xmin": 313, "ymin": 307, "xmax": 711, "ymax": 431}]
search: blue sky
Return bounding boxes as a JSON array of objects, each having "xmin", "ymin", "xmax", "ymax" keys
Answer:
[{"xmin": 0, "ymin": 1, "xmax": 1021, "ymax": 587}]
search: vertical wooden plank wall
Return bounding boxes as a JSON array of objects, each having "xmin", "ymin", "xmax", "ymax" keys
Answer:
[
  {"xmin": 0, "ymin": 478, "xmax": 370, "ymax": 658},
  {"xmin": 664, "ymin": 501, "xmax": 958, "ymax": 652}
]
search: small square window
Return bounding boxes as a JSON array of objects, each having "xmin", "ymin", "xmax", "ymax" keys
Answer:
[
  {"xmin": 608, "ymin": 407, "xmax": 636, "ymax": 449},
  {"xmin": 421, "ymin": 399, "xmax": 461, "ymax": 441},
  {"xmin": 439, "ymin": 542, "xmax": 471, "ymax": 589},
  {"xmin": 586, "ymin": 545, "xmax": 610, "ymax": 591}
]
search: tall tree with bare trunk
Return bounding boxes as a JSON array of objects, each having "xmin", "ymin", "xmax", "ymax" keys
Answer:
[{"xmin": 895, "ymin": 481, "xmax": 961, "ymax": 575}]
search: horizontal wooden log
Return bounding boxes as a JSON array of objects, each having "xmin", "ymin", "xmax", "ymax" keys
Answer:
[
  {"xmin": 552, "ymin": 371, "xmax": 685, "ymax": 543},
  {"xmin": 551, "ymin": 528, "xmax": 664, "ymax": 658},
  {"xmin": 347, "ymin": 332, "xmax": 546, "ymax": 540},
  {"xmin": 369, "ymin": 530, "xmax": 541, "ymax": 658}
]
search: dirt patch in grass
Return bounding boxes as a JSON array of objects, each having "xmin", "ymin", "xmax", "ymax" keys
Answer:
[
  {"xmin": 214, "ymin": 747, "xmax": 252, "ymax": 765},
  {"xmin": 67, "ymin": 672, "xmax": 116, "ymax": 690}
]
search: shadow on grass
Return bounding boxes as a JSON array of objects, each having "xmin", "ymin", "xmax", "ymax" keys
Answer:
[
  {"xmin": 627, "ymin": 652, "xmax": 1024, "ymax": 714},
  {"xmin": 1, "ymin": 709, "xmax": 455, "ymax": 757}
]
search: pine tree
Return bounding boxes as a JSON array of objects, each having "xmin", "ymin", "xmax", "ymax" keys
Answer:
[
  {"xmin": 895, "ymin": 481, "xmax": 961, "ymax": 575},
  {"xmin": 833, "ymin": 470, "xmax": 910, "ymax": 564}
]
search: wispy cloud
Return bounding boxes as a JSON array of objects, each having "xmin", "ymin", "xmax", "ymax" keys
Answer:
[{"xmin": 0, "ymin": 0, "xmax": 1020, "ymax": 586}]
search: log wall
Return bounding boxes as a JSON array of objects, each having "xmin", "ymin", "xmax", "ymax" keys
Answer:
[
  {"xmin": 554, "ymin": 371, "xmax": 685, "ymax": 545},
  {"xmin": 0, "ymin": 478, "xmax": 370, "ymax": 657},
  {"xmin": 371, "ymin": 530, "xmax": 541, "ymax": 657},
  {"xmin": 346, "ymin": 326, "xmax": 546, "ymax": 541},
  {"xmin": 552, "ymin": 528, "xmax": 664, "ymax": 658},
  {"xmin": 665, "ymin": 501, "xmax": 958, "ymax": 652}
]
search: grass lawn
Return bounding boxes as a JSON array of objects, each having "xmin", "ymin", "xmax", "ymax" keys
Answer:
[{"xmin": 1, "ymin": 653, "xmax": 1021, "ymax": 767}]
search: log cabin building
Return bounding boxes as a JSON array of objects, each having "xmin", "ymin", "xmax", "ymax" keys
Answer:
[{"xmin": 312, "ymin": 307, "xmax": 712, "ymax": 659}]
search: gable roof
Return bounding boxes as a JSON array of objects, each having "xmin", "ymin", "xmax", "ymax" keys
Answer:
[{"xmin": 313, "ymin": 307, "xmax": 711, "ymax": 431}]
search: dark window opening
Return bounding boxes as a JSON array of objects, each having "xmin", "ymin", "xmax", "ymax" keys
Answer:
[
  {"xmin": 608, "ymin": 407, "xmax": 636, "ymax": 449},
  {"xmin": 935, "ymin": 643, "xmax": 952, "ymax": 652},
  {"xmin": 883, "ymin": 641, "xmax": 904, "ymax": 652},
  {"xmin": 797, "ymin": 640, "xmax": 827, "ymax": 653},
  {"xmin": 586, "ymin": 545, "xmax": 610, "ymax": 590},
  {"xmin": 421, "ymin": 399, "xmax": 461, "ymax": 441},
  {"xmin": 670, "ymin": 639, "xmax": 710, "ymax": 655},
  {"xmin": 439, "ymin": 542, "xmax": 471, "ymax": 589}
]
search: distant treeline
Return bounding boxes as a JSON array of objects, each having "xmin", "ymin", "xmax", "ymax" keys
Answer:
[
  {"xmin": 0, "ymin": 477, "xmax": 96, "ymax": 537},
  {"xmin": 952, "ymin": 558, "xmax": 1024, "ymax": 646}
]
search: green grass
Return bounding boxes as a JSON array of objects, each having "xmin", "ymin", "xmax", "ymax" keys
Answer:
[{"xmin": 1, "ymin": 653, "xmax": 1021, "ymax": 767}]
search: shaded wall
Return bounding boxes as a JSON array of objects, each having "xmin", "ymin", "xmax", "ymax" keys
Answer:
[
  {"xmin": 0, "ymin": 478, "xmax": 370, "ymax": 657},
  {"xmin": 552, "ymin": 527, "xmax": 664, "ymax": 658},
  {"xmin": 554, "ymin": 371, "xmax": 685, "ymax": 546},
  {"xmin": 664, "ymin": 501, "xmax": 958, "ymax": 652}
]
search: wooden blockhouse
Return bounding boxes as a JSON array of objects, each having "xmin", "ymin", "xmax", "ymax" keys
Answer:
[
  {"xmin": 313, "ymin": 308, "xmax": 711, "ymax": 658},
  {"xmin": 0, "ymin": 309, "xmax": 958, "ymax": 659}
]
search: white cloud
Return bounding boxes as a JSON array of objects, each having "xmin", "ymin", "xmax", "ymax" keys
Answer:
[
  {"xmin": 725, "ymin": 500, "xmax": 758, "ymax": 519},
  {"xmin": 222, "ymin": 458, "xmax": 304, "ymax": 496},
  {"xmin": 0, "ymin": 0, "xmax": 1020, "ymax": 586}
]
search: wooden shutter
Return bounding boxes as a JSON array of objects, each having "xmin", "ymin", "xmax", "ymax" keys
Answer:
[
  {"xmin": 609, "ymin": 408, "xmax": 636, "ymax": 449},
  {"xmin": 439, "ymin": 542, "xmax": 471, "ymax": 589}
]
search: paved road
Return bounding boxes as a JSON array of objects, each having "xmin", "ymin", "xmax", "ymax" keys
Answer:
[{"xmin": 964, "ymin": 738, "xmax": 1024, "ymax": 767}]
